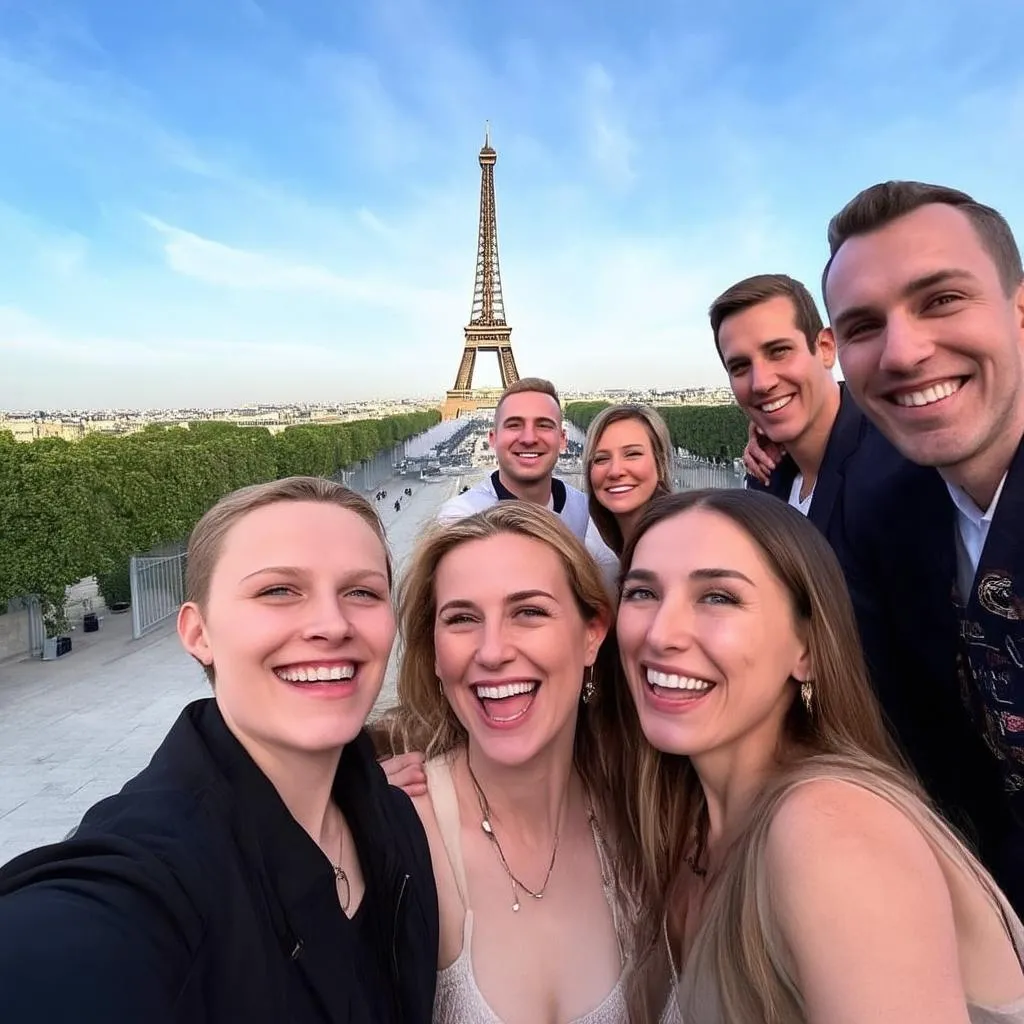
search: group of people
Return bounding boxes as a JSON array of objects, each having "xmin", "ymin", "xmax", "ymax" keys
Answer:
[{"xmin": 0, "ymin": 177, "xmax": 1022, "ymax": 1024}]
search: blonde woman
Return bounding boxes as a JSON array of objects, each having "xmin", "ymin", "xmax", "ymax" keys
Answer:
[
  {"xmin": 605, "ymin": 489, "xmax": 1024, "ymax": 1024},
  {"xmin": 375, "ymin": 503, "xmax": 630, "ymax": 1024},
  {"xmin": 583, "ymin": 404, "xmax": 673, "ymax": 559},
  {"xmin": 0, "ymin": 477, "xmax": 438, "ymax": 1024}
]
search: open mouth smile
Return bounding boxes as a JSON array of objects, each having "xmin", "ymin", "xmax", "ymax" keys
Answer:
[
  {"xmin": 757, "ymin": 395, "xmax": 795, "ymax": 414},
  {"xmin": 644, "ymin": 666, "xmax": 716, "ymax": 709},
  {"xmin": 471, "ymin": 679, "xmax": 539, "ymax": 725},
  {"xmin": 887, "ymin": 377, "xmax": 966, "ymax": 409},
  {"xmin": 274, "ymin": 662, "xmax": 358, "ymax": 688}
]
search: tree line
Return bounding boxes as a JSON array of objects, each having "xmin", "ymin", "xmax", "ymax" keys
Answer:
[
  {"xmin": 565, "ymin": 401, "xmax": 749, "ymax": 462},
  {"xmin": 0, "ymin": 411, "xmax": 438, "ymax": 633}
]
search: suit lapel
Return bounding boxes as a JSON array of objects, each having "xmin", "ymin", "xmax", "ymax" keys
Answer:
[
  {"xmin": 807, "ymin": 385, "xmax": 861, "ymax": 533},
  {"xmin": 961, "ymin": 435, "xmax": 1024, "ymax": 799}
]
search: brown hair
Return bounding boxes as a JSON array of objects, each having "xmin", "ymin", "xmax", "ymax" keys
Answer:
[
  {"xmin": 372, "ymin": 502, "xmax": 614, "ymax": 776},
  {"xmin": 709, "ymin": 274, "xmax": 824, "ymax": 359},
  {"xmin": 823, "ymin": 180, "xmax": 1024, "ymax": 300},
  {"xmin": 494, "ymin": 376, "xmax": 562, "ymax": 422},
  {"xmin": 603, "ymin": 489, "xmax": 916, "ymax": 1020},
  {"xmin": 184, "ymin": 476, "xmax": 390, "ymax": 683},
  {"xmin": 582, "ymin": 404, "xmax": 673, "ymax": 555}
]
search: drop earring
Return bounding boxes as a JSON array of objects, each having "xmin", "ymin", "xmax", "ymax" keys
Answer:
[
  {"xmin": 800, "ymin": 680, "xmax": 814, "ymax": 716},
  {"xmin": 581, "ymin": 665, "xmax": 596, "ymax": 705}
]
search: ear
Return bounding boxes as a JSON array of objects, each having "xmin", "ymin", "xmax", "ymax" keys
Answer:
[
  {"xmin": 178, "ymin": 602, "xmax": 213, "ymax": 668},
  {"xmin": 488, "ymin": 427, "xmax": 497, "ymax": 449},
  {"xmin": 1014, "ymin": 279, "xmax": 1024, "ymax": 338},
  {"xmin": 559, "ymin": 427, "xmax": 567, "ymax": 454},
  {"xmin": 790, "ymin": 642, "xmax": 813, "ymax": 687},
  {"xmin": 816, "ymin": 327, "xmax": 837, "ymax": 370},
  {"xmin": 583, "ymin": 610, "xmax": 611, "ymax": 667}
]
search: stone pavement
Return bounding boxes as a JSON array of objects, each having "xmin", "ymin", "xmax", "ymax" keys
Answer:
[{"xmin": 0, "ymin": 472, "xmax": 479, "ymax": 865}]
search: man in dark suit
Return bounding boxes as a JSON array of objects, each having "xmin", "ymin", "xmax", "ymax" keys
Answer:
[
  {"xmin": 822, "ymin": 180, "xmax": 1024, "ymax": 914},
  {"xmin": 708, "ymin": 273, "xmax": 904, "ymax": 560}
]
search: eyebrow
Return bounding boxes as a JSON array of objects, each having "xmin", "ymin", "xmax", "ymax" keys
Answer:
[
  {"xmin": 437, "ymin": 589, "xmax": 557, "ymax": 614},
  {"xmin": 832, "ymin": 269, "xmax": 976, "ymax": 332},
  {"xmin": 240, "ymin": 566, "xmax": 387, "ymax": 585},
  {"xmin": 723, "ymin": 337, "xmax": 793, "ymax": 371},
  {"xmin": 622, "ymin": 567, "xmax": 755, "ymax": 586}
]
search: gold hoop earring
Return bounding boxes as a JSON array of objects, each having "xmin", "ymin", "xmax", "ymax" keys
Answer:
[
  {"xmin": 581, "ymin": 665, "xmax": 596, "ymax": 705},
  {"xmin": 800, "ymin": 680, "xmax": 814, "ymax": 716}
]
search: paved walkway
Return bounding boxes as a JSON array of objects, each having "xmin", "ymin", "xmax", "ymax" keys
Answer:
[{"xmin": 0, "ymin": 472, "xmax": 478, "ymax": 865}]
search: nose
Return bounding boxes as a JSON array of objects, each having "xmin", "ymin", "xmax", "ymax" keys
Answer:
[
  {"xmin": 643, "ymin": 591, "xmax": 694, "ymax": 655},
  {"xmin": 518, "ymin": 421, "xmax": 538, "ymax": 445},
  {"xmin": 474, "ymin": 617, "xmax": 515, "ymax": 669},
  {"xmin": 749, "ymin": 360, "xmax": 779, "ymax": 395},
  {"xmin": 301, "ymin": 592, "xmax": 355, "ymax": 644},
  {"xmin": 878, "ymin": 312, "xmax": 935, "ymax": 375},
  {"xmin": 606, "ymin": 454, "xmax": 626, "ymax": 479}
]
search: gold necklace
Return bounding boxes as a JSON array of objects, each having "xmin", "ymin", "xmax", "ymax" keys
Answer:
[{"xmin": 466, "ymin": 757, "xmax": 565, "ymax": 913}]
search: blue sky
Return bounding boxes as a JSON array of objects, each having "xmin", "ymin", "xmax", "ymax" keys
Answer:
[{"xmin": 1, "ymin": 0, "xmax": 1022, "ymax": 410}]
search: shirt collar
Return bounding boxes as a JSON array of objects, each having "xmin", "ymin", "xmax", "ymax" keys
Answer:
[{"xmin": 944, "ymin": 471, "xmax": 1008, "ymax": 528}]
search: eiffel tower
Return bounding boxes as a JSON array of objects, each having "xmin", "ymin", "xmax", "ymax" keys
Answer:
[{"xmin": 441, "ymin": 125, "xmax": 520, "ymax": 420}]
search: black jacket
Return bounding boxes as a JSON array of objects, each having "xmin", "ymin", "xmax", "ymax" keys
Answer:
[{"xmin": 0, "ymin": 699, "xmax": 439, "ymax": 1023}]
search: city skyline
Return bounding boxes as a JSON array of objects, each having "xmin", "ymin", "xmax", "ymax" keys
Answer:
[{"xmin": 1, "ymin": 0, "xmax": 1023, "ymax": 408}]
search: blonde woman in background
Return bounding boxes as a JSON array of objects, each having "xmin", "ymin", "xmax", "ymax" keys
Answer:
[
  {"xmin": 603, "ymin": 489, "xmax": 1024, "ymax": 1024},
  {"xmin": 583, "ymin": 405, "xmax": 673, "ymax": 563},
  {"xmin": 375, "ymin": 503, "xmax": 632, "ymax": 1024}
]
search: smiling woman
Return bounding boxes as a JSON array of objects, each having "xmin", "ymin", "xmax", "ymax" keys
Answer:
[
  {"xmin": 0, "ymin": 476, "xmax": 439, "ymax": 1024},
  {"xmin": 604, "ymin": 489, "xmax": 1024, "ymax": 1024},
  {"xmin": 373, "ymin": 503, "xmax": 636, "ymax": 1024}
]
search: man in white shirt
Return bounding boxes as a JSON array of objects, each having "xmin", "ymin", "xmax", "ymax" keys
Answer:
[
  {"xmin": 438, "ymin": 377, "xmax": 617, "ymax": 575},
  {"xmin": 823, "ymin": 180, "xmax": 1024, "ymax": 913}
]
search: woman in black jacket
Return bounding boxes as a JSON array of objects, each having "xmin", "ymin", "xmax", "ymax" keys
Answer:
[{"xmin": 0, "ymin": 476, "xmax": 439, "ymax": 1023}]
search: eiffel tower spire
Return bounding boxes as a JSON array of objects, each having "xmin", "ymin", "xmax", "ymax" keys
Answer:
[{"xmin": 442, "ymin": 126, "xmax": 520, "ymax": 419}]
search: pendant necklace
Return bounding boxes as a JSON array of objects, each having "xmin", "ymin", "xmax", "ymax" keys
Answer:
[
  {"xmin": 332, "ymin": 828, "xmax": 351, "ymax": 913},
  {"xmin": 466, "ymin": 757, "xmax": 565, "ymax": 913}
]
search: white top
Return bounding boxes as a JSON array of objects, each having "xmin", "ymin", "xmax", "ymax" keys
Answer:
[
  {"xmin": 788, "ymin": 472, "xmax": 815, "ymax": 518},
  {"xmin": 945, "ymin": 472, "xmax": 1009, "ymax": 604},
  {"xmin": 438, "ymin": 472, "xmax": 620, "ymax": 586}
]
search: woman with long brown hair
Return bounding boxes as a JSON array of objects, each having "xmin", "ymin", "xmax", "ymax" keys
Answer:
[
  {"xmin": 605, "ymin": 488, "xmax": 1024, "ymax": 1023},
  {"xmin": 374, "ymin": 502, "xmax": 631, "ymax": 1023},
  {"xmin": 583, "ymin": 404, "xmax": 673, "ymax": 559}
]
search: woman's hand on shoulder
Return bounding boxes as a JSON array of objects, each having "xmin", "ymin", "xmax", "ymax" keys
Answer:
[
  {"xmin": 765, "ymin": 779, "xmax": 971, "ymax": 1024},
  {"xmin": 379, "ymin": 751, "xmax": 428, "ymax": 798}
]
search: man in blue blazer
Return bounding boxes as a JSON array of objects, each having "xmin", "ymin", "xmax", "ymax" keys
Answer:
[
  {"xmin": 709, "ymin": 273, "xmax": 905, "ymax": 564},
  {"xmin": 823, "ymin": 180, "xmax": 1024, "ymax": 915}
]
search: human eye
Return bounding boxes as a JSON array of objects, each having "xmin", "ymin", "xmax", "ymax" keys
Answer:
[
  {"xmin": 700, "ymin": 589, "xmax": 740, "ymax": 606},
  {"xmin": 346, "ymin": 587, "xmax": 386, "ymax": 602},
  {"xmin": 439, "ymin": 611, "xmax": 476, "ymax": 626},
  {"xmin": 257, "ymin": 584, "xmax": 297, "ymax": 598},
  {"xmin": 514, "ymin": 605, "xmax": 550, "ymax": 620},
  {"xmin": 621, "ymin": 585, "xmax": 657, "ymax": 602}
]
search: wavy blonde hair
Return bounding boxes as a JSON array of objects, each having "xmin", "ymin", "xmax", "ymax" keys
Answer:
[
  {"xmin": 582, "ymin": 404, "xmax": 673, "ymax": 555},
  {"xmin": 601, "ymin": 488, "xmax": 956, "ymax": 1021},
  {"xmin": 373, "ymin": 502, "xmax": 615, "ymax": 777}
]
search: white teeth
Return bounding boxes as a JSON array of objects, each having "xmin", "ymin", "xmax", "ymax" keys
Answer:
[
  {"xmin": 276, "ymin": 665, "xmax": 356, "ymax": 683},
  {"xmin": 646, "ymin": 668, "xmax": 712, "ymax": 691},
  {"xmin": 760, "ymin": 395, "xmax": 794, "ymax": 413},
  {"xmin": 892, "ymin": 379, "xmax": 961, "ymax": 408},
  {"xmin": 474, "ymin": 681, "xmax": 538, "ymax": 700},
  {"xmin": 606, "ymin": 485, "xmax": 635, "ymax": 494},
  {"xmin": 516, "ymin": 452, "xmax": 540, "ymax": 459}
]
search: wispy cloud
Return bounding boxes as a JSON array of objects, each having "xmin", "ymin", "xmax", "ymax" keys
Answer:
[{"xmin": 0, "ymin": 0, "xmax": 1022, "ymax": 408}]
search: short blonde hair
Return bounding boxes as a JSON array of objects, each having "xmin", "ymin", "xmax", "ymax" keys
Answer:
[
  {"xmin": 184, "ymin": 476, "xmax": 390, "ymax": 683},
  {"xmin": 374, "ymin": 502, "xmax": 612, "ymax": 760}
]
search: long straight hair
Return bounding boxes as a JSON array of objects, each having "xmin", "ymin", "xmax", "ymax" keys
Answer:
[
  {"xmin": 582, "ymin": 404, "xmax": 673, "ymax": 555},
  {"xmin": 600, "ymin": 489, "xmax": 934, "ymax": 1021}
]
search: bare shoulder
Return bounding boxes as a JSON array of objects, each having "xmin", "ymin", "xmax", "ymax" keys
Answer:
[
  {"xmin": 765, "ymin": 776, "xmax": 938, "ymax": 878},
  {"xmin": 762, "ymin": 779, "xmax": 969, "ymax": 1022}
]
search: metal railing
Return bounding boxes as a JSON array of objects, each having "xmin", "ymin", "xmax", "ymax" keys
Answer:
[
  {"xmin": 673, "ymin": 455, "xmax": 745, "ymax": 492},
  {"xmin": 129, "ymin": 542, "xmax": 188, "ymax": 639}
]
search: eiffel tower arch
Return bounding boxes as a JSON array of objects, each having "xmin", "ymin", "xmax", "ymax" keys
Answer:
[{"xmin": 442, "ymin": 126, "xmax": 520, "ymax": 420}]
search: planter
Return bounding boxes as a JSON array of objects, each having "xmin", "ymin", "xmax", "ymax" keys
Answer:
[{"xmin": 41, "ymin": 635, "xmax": 72, "ymax": 660}]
